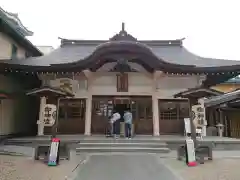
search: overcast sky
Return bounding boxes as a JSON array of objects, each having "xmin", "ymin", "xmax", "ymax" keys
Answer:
[{"xmin": 1, "ymin": 0, "xmax": 240, "ymax": 60}]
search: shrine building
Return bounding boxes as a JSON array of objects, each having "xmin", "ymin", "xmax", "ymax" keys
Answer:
[{"xmin": 2, "ymin": 23, "xmax": 240, "ymax": 137}]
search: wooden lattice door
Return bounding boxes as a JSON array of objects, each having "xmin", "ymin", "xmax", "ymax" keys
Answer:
[
  {"xmin": 57, "ymin": 99, "xmax": 86, "ymax": 134},
  {"xmin": 229, "ymin": 112, "xmax": 240, "ymax": 138},
  {"xmin": 131, "ymin": 97, "xmax": 153, "ymax": 134},
  {"xmin": 91, "ymin": 97, "xmax": 114, "ymax": 134}
]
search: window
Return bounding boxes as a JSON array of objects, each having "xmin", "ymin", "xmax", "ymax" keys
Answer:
[
  {"xmin": 25, "ymin": 51, "xmax": 32, "ymax": 58},
  {"xmin": 58, "ymin": 99, "xmax": 86, "ymax": 120},
  {"xmin": 159, "ymin": 100, "xmax": 189, "ymax": 120},
  {"xmin": 11, "ymin": 44, "xmax": 18, "ymax": 59}
]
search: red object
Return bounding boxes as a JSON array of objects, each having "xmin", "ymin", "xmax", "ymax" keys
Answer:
[
  {"xmin": 0, "ymin": 93, "xmax": 8, "ymax": 99},
  {"xmin": 187, "ymin": 161, "xmax": 197, "ymax": 167},
  {"xmin": 52, "ymin": 138, "xmax": 60, "ymax": 142}
]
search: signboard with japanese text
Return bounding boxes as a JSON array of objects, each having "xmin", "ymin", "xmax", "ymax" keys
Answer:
[{"xmin": 43, "ymin": 104, "xmax": 57, "ymax": 126}]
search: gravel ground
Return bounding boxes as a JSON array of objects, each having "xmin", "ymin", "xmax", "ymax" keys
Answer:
[
  {"xmin": 0, "ymin": 155, "xmax": 81, "ymax": 180},
  {"xmin": 162, "ymin": 158, "xmax": 240, "ymax": 180}
]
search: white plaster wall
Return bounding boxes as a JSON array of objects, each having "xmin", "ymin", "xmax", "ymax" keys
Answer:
[
  {"xmin": 91, "ymin": 72, "xmax": 153, "ymax": 95},
  {"xmin": 49, "ymin": 77, "xmax": 88, "ymax": 98},
  {"xmin": 0, "ymin": 75, "xmax": 24, "ymax": 136},
  {"xmin": 48, "ymin": 73, "xmax": 201, "ymax": 98},
  {"xmin": 0, "ymin": 74, "xmax": 36, "ymax": 136},
  {"xmin": 0, "ymin": 32, "xmax": 26, "ymax": 60},
  {"xmin": 156, "ymin": 75, "xmax": 200, "ymax": 98},
  {"xmin": 0, "ymin": 99, "xmax": 14, "ymax": 135},
  {"xmin": 128, "ymin": 73, "xmax": 152, "ymax": 93}
]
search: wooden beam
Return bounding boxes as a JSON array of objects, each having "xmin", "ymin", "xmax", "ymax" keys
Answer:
[
  {"xmin": 82, "ymin": 69, "xmax": 93, "ymax": 79},
  {"xmin": 153, "ymin": 70, "xmax": 165, "ymax": 80},
  {"xmin": 152, "ymin": 71, "xmax": 165, "ymax": 90}
]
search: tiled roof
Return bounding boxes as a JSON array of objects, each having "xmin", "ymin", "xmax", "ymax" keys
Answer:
[{"xmin": 5, "ymin": 38, "xmax": 240, "ymax": 67}]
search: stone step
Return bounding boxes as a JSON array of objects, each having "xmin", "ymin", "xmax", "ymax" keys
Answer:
[
  {"xmin": 76, "ymin": 147, "xmax": 170, "ymax": 154},
  {"xmin": 5, "ymin": 140, "xmax": 80, "ymax": 146},
  {"xmin": 78, "ymin": 142, "xmax": 167, "ymax": 148},
  {"xmin": 0, "ymin": 145, "xmax": 35, "ymax": 157},
  {"xmin": 77, "ymin": 139, "xmax": 164, "ymax": 144}
]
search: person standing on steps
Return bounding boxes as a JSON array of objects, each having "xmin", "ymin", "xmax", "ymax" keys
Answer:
[
  {"xmin": 111, "ymin": 110, "xmax": 121, "ymax": 139},
  {"xmin": 123, "ymin": 108, "xmax": 133, "ymax": 139}
]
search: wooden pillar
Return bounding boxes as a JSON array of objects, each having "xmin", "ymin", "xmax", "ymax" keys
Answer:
[
  {"xmin": 189, "ymin": 98, "xmax": 198, "ymax": 147},
  {"xmin": 152, "ymin": 71, "xmax": 164, "ymax": 136},
  {"xmin": 209, "ymin": 108, "xmax": 214, "ymax": 126},
  {"xmin": 83, "ymin": 69, "xmax": 93, "ymax": 136},
  {"xmin": 152, "ymin": 95, "xmax": 159, "ymax": 136},
  {"xmin": 52, "ymin": 97, "xmax": 61, "ymax": 137},
  {"xmin": 219, "ymin": 109, "xmax": 224, "ymax": 124},
  {"xmin": 37, "ymin": 96, "xmax": 46, "ymax": 136},
  {"xmin": 85, "ymin": 96, "xmax": 92, "ymax": 135}
]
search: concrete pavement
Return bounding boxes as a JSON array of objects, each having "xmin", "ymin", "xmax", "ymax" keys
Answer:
[
  {"xmin": 75, "ymin": 154, "xmax": 181, "ymax": 180},
  {"xmin": 162, "ymin": 158, "xmax": 240, "ymax": 180}
]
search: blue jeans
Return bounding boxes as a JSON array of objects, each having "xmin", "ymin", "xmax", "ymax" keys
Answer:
[
  {"xmin": 113, "ymin": 120, "xmax": 120, "ymax": 135},
  {"xmin": 125, "ymin": 123, "xmax": 132, "ymax": 138}
]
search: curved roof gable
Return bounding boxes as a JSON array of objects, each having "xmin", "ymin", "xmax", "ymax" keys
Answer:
[{"xmin": 4, "ymin": 23, "xmax": 240, "ymax": 69}]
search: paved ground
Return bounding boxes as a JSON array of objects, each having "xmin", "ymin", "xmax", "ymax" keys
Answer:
[
  {"xmin": 0, "ymin": 155, "xmax": 84, "ymax": 180},
  {"xmin": 162, "ymin": 158, "xmax": 240, "ymax": 180},
  {"xmin": 75, "ymin": 154, "xmax": 180, "ymax": 180},
  {"xmin": 2, "ymin": 153, "xmax": 240, "ymax": 180}
]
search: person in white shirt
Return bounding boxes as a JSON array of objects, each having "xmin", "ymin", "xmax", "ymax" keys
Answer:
[{"xmin": 111, "ymin": 110, "xmax": 121, "ymax": 138}]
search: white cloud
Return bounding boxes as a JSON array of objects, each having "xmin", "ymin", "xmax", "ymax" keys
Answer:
[{"xmin": 1, "ymin": 0, "xmax": 240, "ymax": 60}]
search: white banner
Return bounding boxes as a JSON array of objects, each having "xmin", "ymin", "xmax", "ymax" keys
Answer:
[
  {"xmin": 186, "ymin": 138, "xmax": 197, "ymax": 166},
  {"xmin": 184, "ymin": 118, "xmax": 191, "ymax": 134}
]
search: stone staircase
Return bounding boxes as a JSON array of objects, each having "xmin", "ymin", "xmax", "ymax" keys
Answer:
[
  {"xmin": 3, "ymin": 137, "xmax": 171, "ymax": 158},
  {"xmin": 75, "ymin": 139, "xmax": 170, "ymax": 154}
]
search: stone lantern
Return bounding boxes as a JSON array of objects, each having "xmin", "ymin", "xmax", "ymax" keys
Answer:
[{"xmin": 216, "ymin": 123, "xmax": 224, "ymax": 137}]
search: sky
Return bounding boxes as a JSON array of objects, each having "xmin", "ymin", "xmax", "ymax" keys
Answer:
[{"xmin": 1, "ymin": 0, "xmax": 240, "ymax": 60}]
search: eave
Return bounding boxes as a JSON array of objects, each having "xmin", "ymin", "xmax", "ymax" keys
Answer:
[
  {"xmin": 174, "ymin": 87, "xmax": 224, "ymax": 99},
  {"xmin": 204, "ymin": 89, "xmax": 240, "ymax": 108},
  {"xmin": 26, "ymin": 86, "xmax": 74, "ymax": 97}
]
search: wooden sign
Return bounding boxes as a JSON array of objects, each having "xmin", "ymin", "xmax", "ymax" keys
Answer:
[
  {"xmin": 116, "ymin": 73, "xmax": 128, "ymax": 92},
  {"xmin": 59, "ymin": 78, "xmax": 73, "ymax": 93},
  {"xmin": 48, "ymin": 138, "xmax": 60, "ymax": 166}
]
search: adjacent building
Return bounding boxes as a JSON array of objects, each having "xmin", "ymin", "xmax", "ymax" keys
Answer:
[
  {"xmin": 37, "ymin": 46, "xmax": 54, "ymax": 55},
  {"xmin": 1, "ymin": 23, "xmax": 240, "ymax": 137},
  {"xmin": 0, "ymin": 7, "xmax": 42, "ymax": 139},
  {"xmin": 212, "ymin": 76, "xmax": 240, "ymax": 93}
]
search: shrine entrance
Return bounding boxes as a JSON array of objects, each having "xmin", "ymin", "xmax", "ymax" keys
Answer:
[
  {"xmin": 57, "ymin": 98, "xmax": 86, "ymax": 134},
  {"xmin": 158, "ymin": 99, "xmax": 189, "ymax": 135},
  {"xmin": 91, "ymin": 96, "xmax": 153, "ymax": 134}
]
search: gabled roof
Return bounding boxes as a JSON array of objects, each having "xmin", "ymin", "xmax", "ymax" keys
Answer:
[
  {"xmin": 26, "ymin": 86, "xmax": 74, "ymax": 97},
  {"xmin": 3, "ymin": 22, "xmax": 240, "ymax": 68},
  {"xmin": 204, "ymin": 88, "xmax": 240, "ymax": 107},
  {"xmin": 222, "ymin": 76, "xmax": 240, "ymax": 84},
  {"xmin": 174, "ymin": 87, "xmax": 224, "ymax": 99},
  {"xmin": 1, "ymin": 22, "xmax": 240, "ymax": 88},
  {"xmin": 0, "ymin": 7, "xmax": 33, "ymax": 36},
  {"xmin": 5, "ymin": 37, "xmax": 240, "ymax": 68},
  {"xmin": 0, "ymin": 7, "xmax": 42, "ymax": 56}
]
